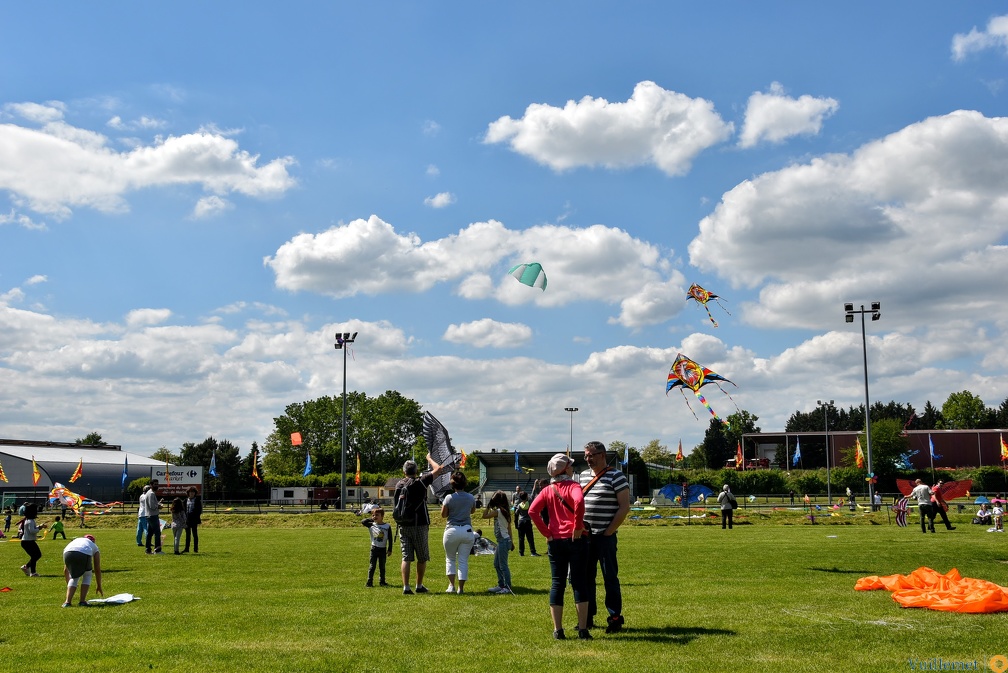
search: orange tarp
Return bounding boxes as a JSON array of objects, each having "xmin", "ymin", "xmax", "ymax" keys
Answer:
[{"xmin": 855, "ymin": 566, "xmax": 1008, "ymax": 613}]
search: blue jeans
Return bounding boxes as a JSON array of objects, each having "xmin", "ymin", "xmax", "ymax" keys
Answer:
[
  {"xmin": 586, "ymin": 532, "xmax": 622, "ymax": 621},
  {"xmin": 135, "ymin": 516, "xmax": 147, "ymax": 545},
  {"xmin": 546, "ymin": 537, "xmax": 588, "ymax": 606},
  {"xmin": 493, "ymin": 536, "xmax": 512, "ymax": 588}
]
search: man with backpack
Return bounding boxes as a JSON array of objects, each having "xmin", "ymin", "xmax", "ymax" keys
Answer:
[
  {"xmin": 717, "ymin": 484, "xmax": 737, "ymax": 530},
  {"xmin": 393, "ymin": 455, "xmax": 451, "ymax": 595}
]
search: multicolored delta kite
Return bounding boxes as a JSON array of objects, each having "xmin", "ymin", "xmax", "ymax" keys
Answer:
[
  {"xmin": 686, "ymin": 283, "xmax": 731, "ymax": 327},
  {"xmin": 665, "ymin": 353, "xmax": 739, "ymax": 426},
  {"xmin": 508, "ymin": 262, "xmax": 547, "ymax": 291}
]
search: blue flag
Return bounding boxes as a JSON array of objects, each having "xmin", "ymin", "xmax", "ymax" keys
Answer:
[
  {"xmin": 792, "ymin": 438, "xmax": 801, "ymax": 467},
  {"xmin": 209, "ymin": 450, "xmax": 218, "ymax": 477},
  {"xmin": 121, "ymin": 455, "xmax": 128, "ymax": 489},
  {"xmin": 514, "ymin": 451, "xmax": 520, "ymax": 472},
  {"xmin": 622, "ymin": 445, "xmax": 629, "ymax": 466},
  {"xmin": 929, "ymin": 434, "xmax": 942, "ymax": 461},
  {"xmin": 303, "ymin": 450, "xmax": 312, "ymax": 477}
]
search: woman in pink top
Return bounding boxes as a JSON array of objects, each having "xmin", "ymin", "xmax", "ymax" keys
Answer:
[{"xmin": 528, "ymin": 453, "xmax": 591, "ymax": 640}]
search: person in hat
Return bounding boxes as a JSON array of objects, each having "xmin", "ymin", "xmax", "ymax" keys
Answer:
[
  {"xmin": 528, "ymin": 453, "xmax": 591, "ymax": 640},
  {"xmin": 62, "ymin": 534, "xmax": 103, "ymax": 607}
]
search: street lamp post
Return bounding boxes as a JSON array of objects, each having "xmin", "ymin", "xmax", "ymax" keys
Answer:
[
  {"xmin": 334, "ymin": 331, "xmax": 358, "ymax": 510},
  {"xmin": 844, "ymin": 302, "xmax": 880, "ymax": 507},
  {"xmin": 564, "ymin": 407, "xmax": 578, "ymax": 454},
  {"xmin": 817, "ymin": 399, "xmax": 834, "ymax": 503}
]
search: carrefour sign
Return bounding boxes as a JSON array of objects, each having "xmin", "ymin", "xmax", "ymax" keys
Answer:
[{"xmin": 151, "ymin": 466, "xmax": 203, "ymax": 485}]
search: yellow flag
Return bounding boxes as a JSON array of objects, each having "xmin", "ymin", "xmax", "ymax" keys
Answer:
[
  {"xmin": 69, "ymin": 458, "xmax": 83, "ymax": 483},
  {"xmin": 354, "ymin": 454, "xmax": 361, "ymax": 485},
  {"xmin": 855, "ymin": 438, "xmax": 865, "ymax": 469},
  {"xmin": 252, "ymin": 450, "xmax": 262, "ymax": 483},
  {"xmin": 0, "ymin": 458, "xmax": 8, "ymax": 483},
  {"xmin": 32, "ymin": 456, "xmax": 41, "ymax": 486}
]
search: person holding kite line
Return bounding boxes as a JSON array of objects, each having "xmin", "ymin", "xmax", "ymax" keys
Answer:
[
  {"xmin": 62, "ymin": 534, "xmax": 103, "ymax": 607},
  {"xmin": 440, "ymin": 471, "xmax": 477, "ymax": 594},
  {"xmin": 529, "ymin": 453, "xmax": 592, "ymax": 641},
  {"xmin": 930, "ymin": 481, "xmax": 956, "ymax": 531},
  {"xmin": 396, "ymin": 455, "xmax": 451, "ymax": 595},
  {"xmin": 580, "ymin": 440, "xmax": 630, "ymax": 634},
  {"xmin": 136, "ymin": 484, "xmax": 150, "ymax": 547},
  {"xmin": 20, "ymin": 503, "xmax": 44, "ymax": 577}
]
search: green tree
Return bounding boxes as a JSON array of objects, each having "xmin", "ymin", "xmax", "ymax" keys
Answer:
[
  {"xmin": 640, "ymin": 439, "xmax": 671, "ymax": 465},
  {"xmin": 725, "ymin": 409, "xmax": 760, "ymax": 452},
  {"xmin": 150, "ymin": 447, "xmax": 179, "ymax": 463},
  {"xmin": 179, "ymin": 437, "xmax": 242, "ymax": 494},
  {"xmin": 919, "ymin": 400, "xmax": 943, "ymax": 430},
  {"xmin": 700, "ymin": 419, "xmax": 730, "ymax": 469},
  {"xmin": 941, "ymin": 390, "xmax": 989, "ymax": 429},
  {"xmin": 75, "ymin": 432, "xmax": 106, "ymax": 445},
  {"xmin": 860, "ymin": 418, "xmax": 909, "ymax": 475}
]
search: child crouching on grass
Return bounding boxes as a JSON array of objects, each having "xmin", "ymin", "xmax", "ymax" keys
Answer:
[
  {"xmin": 482, "ymin": 490, "xmax": 513, "ymax": 594},
  {"xmin": 361, "ymin": 507, "xmax": 393, "ymax": 587}
]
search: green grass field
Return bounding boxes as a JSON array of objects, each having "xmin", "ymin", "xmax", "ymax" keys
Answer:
[{"xmin": 2, "ymin": 511, "xmax": 1006, "ymax": 673}]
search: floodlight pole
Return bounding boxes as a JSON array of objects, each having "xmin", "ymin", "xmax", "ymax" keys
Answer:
[
  {"xmin": 335, "ymin": 331, "xmax": 358, "ymax": 510},
  {"xmin": 844, "ymin": 302, "xmax": 880, "ymax": 507},
  {"xmin": 818, "ymin": 399, "xmax": 834, "ymax": 503},
  {"xmin": 564, "ymin": 407, "xmax": 578, "ymax": 454}
]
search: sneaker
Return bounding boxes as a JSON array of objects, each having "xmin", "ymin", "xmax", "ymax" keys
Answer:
[
  {"xmin": 145, "ymin": 550, "xmax": 153, "ymax": 554},
  {"xmin": 605, "ymin": 615, "xmax": 624, "ymax": 634},
  {"xmin": 78, "ymin": 601, "xmax": 89, "ymax": 607},
  {"xmin": 30, "ymin": 573, "xmax": 40, "ymax": 577},
  {"xmin": 446, "ymin": 586, "xmax": 456, "ymax": 593},
  {"xmin": 415, "ymin": 585, "xmax": 429, "ymax": 594},
  {"xmin": 531, "ymin": 553, "xmax": 540, "ymax": 557},
  {"xmin": 553, "ymin": 629, "xmax": 566, "ymax": 640},
  {"xmin": 948, "ymin": 526, "xmax": 956, "ymax": 530},
  {"xmin": 403, "ymin": 587, "xmax": 413, "ymax": 595},
  {"xmin": 20, "ymin": 565, "xmax": 29, "ymax": 576},
  {"xmin": 61, "ymin": 602, "xmax": 71, "ymax": 608},
  {"xmin": 379, "ymin": 581, "xmax": 389, "ymax": 587},
  {"xmin": 154, "ymin": 550, "xmax": 165, "ymax": 555},
  {"xmin": 488, "ymin": 586, "xmax": 503, "ymax": 594},
  {"xmin": 365, "ymin": 581, "xmax": 374, "ymax": 587},
  {"xmin": 578, "ymin": 628, "xmax": 593, "ymax": 640}
]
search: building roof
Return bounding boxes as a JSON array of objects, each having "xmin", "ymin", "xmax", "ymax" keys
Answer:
[{"xmin": 0, "ymin": 439, "xmax": 164, "ymax": 496}]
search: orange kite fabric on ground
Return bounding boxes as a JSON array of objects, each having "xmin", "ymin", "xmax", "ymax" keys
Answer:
[{"xmin": 855, "ymin": 566, "xmax": 1008, "ymax": 613}]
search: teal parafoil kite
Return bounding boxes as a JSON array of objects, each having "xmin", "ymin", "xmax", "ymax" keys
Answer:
[{"xmin": 508, "ymin": 262, "xmax": 547, "ymax": 291}]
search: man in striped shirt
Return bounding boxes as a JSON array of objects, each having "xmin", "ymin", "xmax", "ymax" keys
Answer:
[{"xmin": 579, "ymin": 440, "xmax": 630, "ymax": 634}]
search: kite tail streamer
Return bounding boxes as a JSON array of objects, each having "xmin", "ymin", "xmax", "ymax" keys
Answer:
[
  {"xmin": 704, "ymin": 305, "xmax": 719, "ymax": 328},
  {"xmin": 695, "ymin": 392, "xmax": 729, "ymax": 427},
  {"xmin": 679, "ymin": 389, "xmax": 699, "ymax": 421},
  {"xmin": 714, "ymin": 383, "xmax": 742, "ymax": 413}
]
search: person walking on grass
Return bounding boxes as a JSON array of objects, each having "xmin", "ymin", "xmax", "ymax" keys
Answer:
[
  {"xmin": 62, "ymin": 534, "xmax": 103, "ymax": 607},
  {"xmin": 580, "ymin": 440, "xmax": 630, "ymax": 634},
  {"xmin": 136, "ymin": 485, "xmax": 149, "ymax": 547},
  {"xmin": 910, "ymin": 479, "xmax": 935, "ymax": 534},
  {"xmin": 930, "ymin": 481, "xmax": 956, "ymax": 531},
  {"xmin": 482, "ymin": 490, "xmax": 513, "ymax": 594},
  {"xmin": 20, "ymin": 503, "xmax": 43, "ymax": 577},
  {"xmin": 395, "ymin": 455, "xmax": 451, "ymax": 595}
]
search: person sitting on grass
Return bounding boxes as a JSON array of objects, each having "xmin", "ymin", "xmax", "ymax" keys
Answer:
[{"xmin": 62, "ymin": 534, "xmax": 103, "ymax": 607}]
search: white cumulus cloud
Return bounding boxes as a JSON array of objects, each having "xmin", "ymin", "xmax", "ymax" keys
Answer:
[
  {"xmin": 738, "ymin": 82, "xmax": 839, "ymax": 148},
  {"xmin": 443, "ymin": 319, "xmax": 533, "ymax": 348},
  {"xmin": 484, "ymin": 81, "xmax": 732, "ymax": 176},
  {"xmin": 423, "ymin": 192, "xmax": 456, "ymax": 208},
  {"xmin": 952, "ymin": 14, "xmax": 1008, "ymax": 61}
]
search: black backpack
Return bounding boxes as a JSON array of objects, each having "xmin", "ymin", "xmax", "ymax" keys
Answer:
[{"xmin": 392, "ymin": 479, "xmax": 416, "ymax": 526}]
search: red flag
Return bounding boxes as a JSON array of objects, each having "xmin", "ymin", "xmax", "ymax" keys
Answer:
[
  {"xmin": 675, "ymin": 440, "xmax": 684, "ymax": 462},
  {"xmin": 32, "ymin": 456, "xmax": 41, "ymax": 486},
  {"xmin": 459, "ymin": 448, "xmax": 468, "ymax": 469},
  {"xmin": 69, "ymin": 458, "xmax": 83, "ymax": 483},
  {"xmin": 735, "ymin": 441, "xmax": 743, "ymax": 468},
  {"xmin": 1001, "ymin": 433, "xmax": 1008, "ymax": 462},
  {"xmin": 354, "ymin": 454, "xmax": 361, "ymax": 485},
  {"xmin": 855, "ymin": 438, "xmax": 865, "ymax": 469},
  {"xmin": 252, "ymin": 450, "xmax": 262, "ymax": 483},
  {"xmin": 291, "ymin": 432, "xmax": 302, "ymax": 446}
]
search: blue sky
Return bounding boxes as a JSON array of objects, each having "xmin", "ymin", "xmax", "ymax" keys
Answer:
[{"xmin": 2, "ymin": 3, "xmax": 1008, "ymax": 459}]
